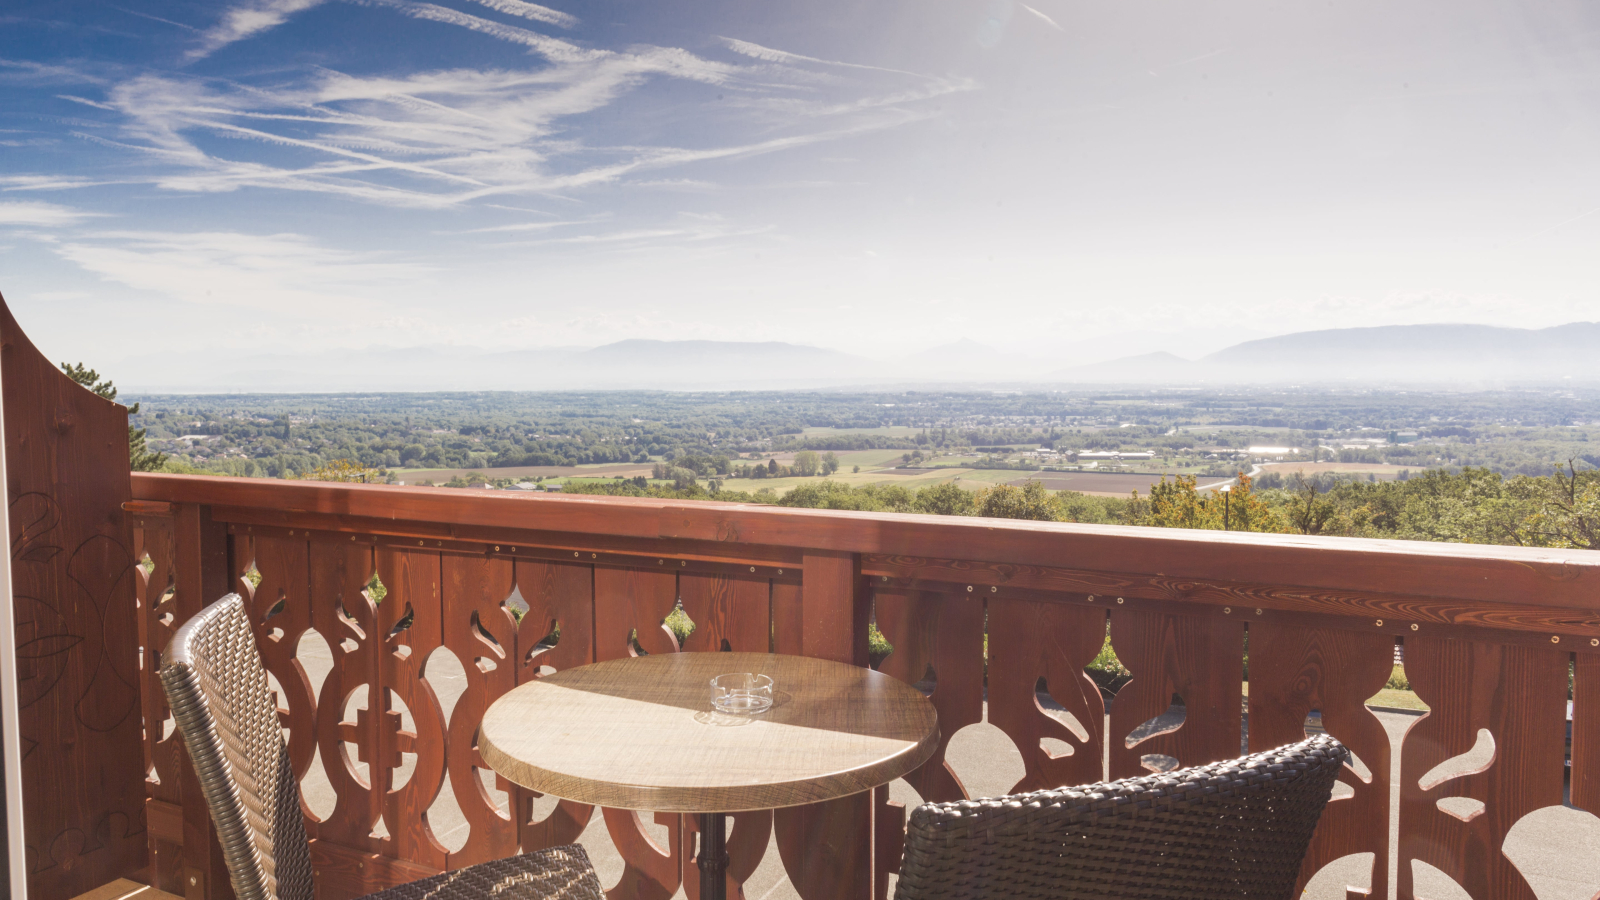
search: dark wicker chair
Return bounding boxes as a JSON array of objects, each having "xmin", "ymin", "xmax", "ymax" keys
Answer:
[
  {"xmin": 895, "ymin": 734, "xmax": 1349, "ymax": 900},
  {"xmin": 159, "ymin": 593, "xmax": 604, "ymax": 900}
]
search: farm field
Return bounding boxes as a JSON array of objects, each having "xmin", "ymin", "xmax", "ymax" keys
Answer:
[
  {"xmin": 393, "ymin": 462, "xmax": 652, "ymax": 484},
  {"xmin": 1008, "ymin": 472, "xmax": 1176, "ymax": 496},
  {"xmin": 1257, "ymin": 461, "xmax": 1426, "ymax": 481}
]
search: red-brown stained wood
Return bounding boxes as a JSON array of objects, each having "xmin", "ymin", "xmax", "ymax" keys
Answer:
[
  {"xmin": 135, "ymin": 517, "xmax": 186, "ymax": 895},
  {"xmin": 986, "ymin": 596, "xmax": 1107, "ymax": 792},
  {"xmin": 801, "ymin": 550, "xmax": 865, "ymax": 667},
  {"xmin": 1107, "ymin": 609, "xmax": 1243, "ymax": 780},
  {"xmin": 771, "ymin": 580, "xmax": 802, "ymax": 656},
  {"xmin": 242, "ymin": 536, "xmax": 320, "ymax": 787},
  {"xmin": 511, "ymin": 558, "xmax": 595, "ymax": 852},
  {"xmin": 873, "ymin": 587, "xmax": 984, "ymax": 803},
  {"xmin": 1398, "ymin": 636, "xmax": 1569, "ymax": 900},
  {"xmin": 678, "ymin": 570, "xmax": 769, "ymax": 653},
  {"xmin": 175, "ymin": 505, "xmax": 235, "ymax": 900},
  {"xmin": 775, "ymin": 550, "xmax": 873, "ymax": 900},
  {"xmin": 602, "ymin": 809, "xmax": 682, "ymax": 900},
  {"xmin": 438, "ymin": 552, "xmax": 517, "ymax": 868},
  {"xmin": 864, "ymin": 554, "xmax": 1600, "ymax": 643},
  {"xmin": 775, "ymin": 791, "xmax": 873, "ymax": 900},
  {"xmin": 594, "ymin": 564, "xmax": 678, "ymax": 659},
  {"xmin": 1574, "ymin": 652, "xmax": 1600, "ymax": 814},
  {"xmin": 2, "ymin": 298, "xmax": 148, "ymax": 900},
  {"xmin": 373, "ymin": 547, "xmax": 450, "ymax": 870},
  {"xmin": 133, "ymin": 473, "xmax": 1600, "ymax": 612},
  {"xmin": 307, "ymin": 541, "xmax": 383, "ymax": 857},
  {"xmin": 1248, "ymin": 624, "xmax": 1393, "ymax": 898}
]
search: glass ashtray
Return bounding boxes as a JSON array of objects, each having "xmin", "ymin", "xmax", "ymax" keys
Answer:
[{"xmin": 709, "ymin": 673, "xmax": 774, "ymax": 715}]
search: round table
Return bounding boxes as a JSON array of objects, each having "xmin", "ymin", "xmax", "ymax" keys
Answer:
[{"xmin": 479, "ymin": 651, "xmax": 940, "ymax": 900}]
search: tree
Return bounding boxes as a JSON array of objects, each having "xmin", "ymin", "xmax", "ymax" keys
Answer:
[
  {"xmin": 914, "ymin": 482, "xmax": 975, "ymax": 516},
  {"xmin": 302, "ymin": 459, "xmax": 384, "ymax": 483},
  {"xmin": 767, "ymin": 458, "xmax": 779, "ymax": 476},
  {"xmin": 793, "ymin": 450, "xmax": 821, "ymax": 476},
  {"xmin": 975, "ymin": 481, "xmax": 1060, "ymax": 521},
  {"xmin": 1520, "ymin": 459, "xmax": 1600, "ymax": 549},
  {"xmin": 60, "ymin": 362, "xmax": 167, "ymax": 471},
  {"xmin": 821, "ymin": 452, "xmax": 840, "ymax": 475}
]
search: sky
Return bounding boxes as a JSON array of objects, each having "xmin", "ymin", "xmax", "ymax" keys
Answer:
[{"xmin": 2, "ymin": 0, "xmax": 1599, "ymax": 386}]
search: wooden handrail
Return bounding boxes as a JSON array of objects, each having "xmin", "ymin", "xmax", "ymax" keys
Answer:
[{"xmin": 133, "ymin": 472, "xmax": 1600, "ymax": 608}]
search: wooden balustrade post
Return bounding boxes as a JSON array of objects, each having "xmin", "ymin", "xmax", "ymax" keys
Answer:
[
  {"xmin": 775, "ymin": 550, "xmax": 873, "ymax": 900},
  {"xmin": 172, "ymin": 503, "xmax": 234, "ymax": 900}
]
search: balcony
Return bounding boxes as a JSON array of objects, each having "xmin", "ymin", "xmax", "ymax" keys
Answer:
[{"xmin": 2, "ymin": 303, "xmax": 1597, "ymax": 900}]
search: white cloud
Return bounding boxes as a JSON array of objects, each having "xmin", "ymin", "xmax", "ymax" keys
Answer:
[
  {"xmin": 51, "ymin": 230, "xmax": 429, "ymax": 315},
  {"xmin": 460, "ymin": 0, "xmax": 576, "ymax": 29},
  {"xmin": 0, "ymin": 201, "xmax": 103, "ymax": 227},
  {"xmin": 187, "ymin": 0, "xmax": 327, "ymax": 61},
  {"xmin": 65, "ymin": 10, "xmax": 959, "ymax": 211}
]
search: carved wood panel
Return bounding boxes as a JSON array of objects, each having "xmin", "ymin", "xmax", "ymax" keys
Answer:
[
  {"xmin": 510, "ymin": 559, "xmax": 595, "ymax": 854},
  {"xmin": 593, "ymin": 564, "xmax": 684, "ymax": 900},
  {"xmin": 873, "ymin": 587, "xmax": 984, "ymax": 803},
  {"xmin": 239, "ymin": 536, "xmax": 319, "ymax": 789},
  {"xmin": 439, "ymin": 552, "xmax": 517, "ymax": 868},
  {"xmin": 1107, "ymin": 609, "xmax": 1243, "ymax": 779},
  {"xmin": 1574, "ymin": 650, "xmax": 1600, "ymax": 815},
  {"xmin": 987, "ymin": 596, "xmax": 1108, "ymax": 792},
  {"xmin": 134, "ymin": 515, "xmax": 184, "ymax": 894},
  {"xmin": 373, "ymin": 547, "xmax": 450, "ymax": 871},
  {"xmin": 3, "ymin": 297, "xmax": 145, "ymax": 900},
  {"xmin": 1249, "ymin": 623, "xmax": 1393, "ymax": 898},
  {"xmin": 1397, "ymin": 636, "xmax": 1569, "ymax": 900},
  {"xmin": 307, "ymin": 541, "xmax": 383, "ymax": 855}
]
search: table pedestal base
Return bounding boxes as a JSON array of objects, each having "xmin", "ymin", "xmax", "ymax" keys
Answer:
[{"xmin": 696, "ymin": 812, "xmax": 729, "ymax": 900}]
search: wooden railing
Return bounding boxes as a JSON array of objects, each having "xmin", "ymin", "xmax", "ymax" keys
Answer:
[{"xmin": 127, "ymin": 473, "xmax": 1600, "ymax": 900}]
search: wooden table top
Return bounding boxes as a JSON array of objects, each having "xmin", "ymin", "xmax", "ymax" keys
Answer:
[{"xmin": 478, "ymin": 652, "xmax": 940, "ymax": 813}]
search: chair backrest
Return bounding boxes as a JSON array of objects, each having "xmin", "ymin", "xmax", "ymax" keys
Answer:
[
  {"xmin": 895, "ymin": 734, "xmax": 1349, "ymax": 900},
  {"xmin": 159, "ymin": 594, "xmax": 314, "ymax": 900}
]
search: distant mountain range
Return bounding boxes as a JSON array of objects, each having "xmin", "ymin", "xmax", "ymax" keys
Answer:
[
  {"xmin": 1050, "ymin": 322, "xmax": 1600, "ymax": 385},
  {"xmin": 124, "ymin": 322, "xmax": 1600, "ymax": 392}
]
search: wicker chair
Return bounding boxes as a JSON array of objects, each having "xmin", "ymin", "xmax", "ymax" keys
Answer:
[
  {"xmin": 159, "ymin": 593, "xmax": 604, "ymax": 900},
  {"xmin": 895, "ymin": 734, "xmax": 1349, "ymax": 900}
]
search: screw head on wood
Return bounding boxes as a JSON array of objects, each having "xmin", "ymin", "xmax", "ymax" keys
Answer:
[
  {"xmin": 1411, "ymin": 624, "xmax": 1419, "ymax": 631},
  {"xmin": 1224, "ymin": 607, "xmax": 1232, "ymax": 614},
  {"xmin": 495, "ymin": 545, "xmax": 500, "ymax": 551},
  {"xmin": 1551, "ymin": 636, "xmax": 1561, "ymax": 643},
  {"xmin": 777, "ymin": 569, "xmax": 783, "ymax": 574},
  {"xmin": 680, "ymin": 560, "xmax": 686, "ymax": 566},
  {"xmin": 966, "ymin": 586, "xmax": 973, "ymax": 593},
  {"xmin": 1375, "ymin": 619, "xmax": 1384, "ymax": 627},
  {"xmin": 592, "ymin": 553, "xmax": 597, "ymax": 559},
  {"xmin": 1117, "ymin": 597, "xmax": 1124, "ymax": 604},
  {"xmin": 574, "ymin": 551, "xmax": 579, "ymax": 557},
  {"xmin": 1592, "ymin": 638, "xmax": 1598, "ymax": 647},
  {"xmin": 990, "ymin": 586, "xmax": 997, "ymax": 593},
  {"xmin": 752, "ymin": 567, "xmax": 757, "ymax": 573},
  {"xmin": 1255, "ymin": 608, "xmax": 1262, "ymax": 615}
]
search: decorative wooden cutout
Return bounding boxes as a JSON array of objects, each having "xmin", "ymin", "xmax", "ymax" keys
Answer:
[
  {"xmin": 874, "ymin": 588, "xmax": 984, "ymax": 802},
  {"xmin": 309, "ymin": 542, "xmax": 384, "ymax": 854},
  {"xmin": 511, "ymin": 559, "xmax": 595, "ymax": 854},
  {"xmin": 1398, "ymin": 636, "xmax": 1568, "ymax": 900},
  {"xmin": 373, "ymin": 547, "xmax": 450, "ymax": 870},
  {"xmin": 987, "ymin": 597, "xmax": 1107, "ymax": 792},
  {"xmin": 1107, "ymin": 609, "xmax": 1243, "ymax": 780},
  {"xmin": 1249, "ymin": 623, "xmax": 1393, "ymax": 898}
]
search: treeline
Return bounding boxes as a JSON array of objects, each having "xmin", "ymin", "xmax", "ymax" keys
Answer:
[{"xmin": 563, "ymin": 464, "xmax": 1600, "ymax": 550}]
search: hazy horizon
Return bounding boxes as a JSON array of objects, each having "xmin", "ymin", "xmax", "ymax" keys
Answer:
[{"xmin": 4, "ymin": 0, "xmax": 1599, "ymax": 387}]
